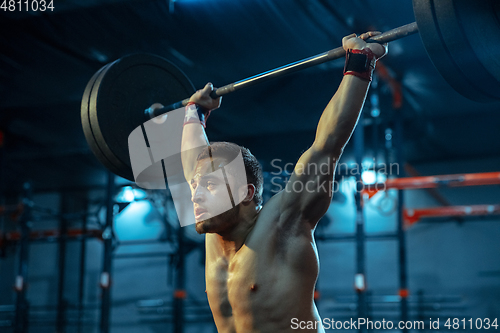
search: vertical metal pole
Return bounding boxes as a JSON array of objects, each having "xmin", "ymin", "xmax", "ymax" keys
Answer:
[
  {"xmin": 14, "ymin": 182, "xmax": 32, "ymax": 333},
  {"xmin": 417, "ymin": 289, "xmax": 425, "ymax": 330},
  {"xmin": 0, "ymin": 130, "xmax": 5, "ymax": 231},
  {"xmin": 100, "ymin": 172, "xmax": 115, "ymax": 333},
  {"xmin": 354, "ymin": 118, "xmax": 367, "ymax": 333},
  {"xmin": 370, "ymin": 88, "xmax": 380, "ymax": 168},
  {"xmin": 395, "ymin": 117, "xmax": 409, "ymax": 332},
  {"xmin": 56, "ymin": 196, "xmax": 68, "ymax": 333},
  {"xmin": 373, "ymin": 118, "xmax": 379, "ymax": 167},
  {"xmin": 366, "ymin": 290, "xmax": 372, "ymax": 321},
  {"xmin": 173, "ymin": 225, "xmax": 185, "ymax": 333},
  {"xmin": 77, "ymin": 205, "xmax": 88, "ymax": 333}
]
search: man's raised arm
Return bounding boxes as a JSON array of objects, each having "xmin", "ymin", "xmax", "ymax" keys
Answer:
[
  {"xmin": 180, "ymin": 83, "xmax": 221, "ymax": 182},
  {"xmin": 278, "ymin": 31, "xmax": 388, "ymax": 228}
]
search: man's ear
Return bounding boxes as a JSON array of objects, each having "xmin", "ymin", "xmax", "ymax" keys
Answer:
[{"xmin": 241, "ymin": 184, "xmax": 256, "ymax": 204}]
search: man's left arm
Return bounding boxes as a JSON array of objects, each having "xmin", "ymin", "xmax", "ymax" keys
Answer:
[{"xmin": 278, "ymin": 31, "xmax": 388, "ymax": 229}]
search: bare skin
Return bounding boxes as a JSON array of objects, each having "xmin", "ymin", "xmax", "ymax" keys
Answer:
[{"xmin": 181, "ymin": 32, "xmax": 387, "ymax": 332}]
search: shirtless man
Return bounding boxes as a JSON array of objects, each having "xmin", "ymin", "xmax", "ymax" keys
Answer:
[{"xmin": 180, "ymin": 32, "xmax": 387, "ymax": 332}]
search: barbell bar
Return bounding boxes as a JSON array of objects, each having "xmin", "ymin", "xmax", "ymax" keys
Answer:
[{"xmin": 147, "ymin": 22, "xmax": 419, "ymax": 119}]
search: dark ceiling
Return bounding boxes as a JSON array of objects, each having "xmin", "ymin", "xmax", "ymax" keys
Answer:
[{"xmin": 1, "ymin": 0, "xmax": 500, "ymax": 193}]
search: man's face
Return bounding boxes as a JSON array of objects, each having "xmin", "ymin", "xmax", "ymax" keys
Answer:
[{"xmin": 190, "ymin": 157, "xmax": 241, "ymax": 234}]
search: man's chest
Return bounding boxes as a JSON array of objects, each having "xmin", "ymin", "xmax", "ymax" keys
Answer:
[
  {"xmin": 205, "ymin": 244, "xmax": 273, "ymax": 317},
  {"xmin": 205, "ymin": 236, "xmax": 318, "ymax": 315}
]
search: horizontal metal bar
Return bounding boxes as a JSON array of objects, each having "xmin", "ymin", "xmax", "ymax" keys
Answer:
[
  {"xmin": 150, "ymin": 22, "xmax": 419, "ymax": 117},
  {"xmin": 316, "ymin": 232, "xmax": 398, "ymax": 242},
  {"xmin": 330, "ymin": 295, "xmax": 463, "ymax": 303},
  {"xmin": 115, "ymin": 239, "xmax": 170, "ymax": 246},
  {"xmin": 405, "ymin": 204, "xmax": 500, "ymax": 226},
  {"xmin": 113, "ymin": 251, "xmax": 175, "ymax": 259},
  {"xmin": 366, "ymin": 171, "xmax": 500, "ymax": 191},
  {"xmin": 2, "ymin": 229, "xmax": 102, "ymax": 243}
]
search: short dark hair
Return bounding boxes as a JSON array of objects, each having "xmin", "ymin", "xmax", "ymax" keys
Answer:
[{"xmin": 197, "ymin": 142, "xmax": 263, "ymax": 207}]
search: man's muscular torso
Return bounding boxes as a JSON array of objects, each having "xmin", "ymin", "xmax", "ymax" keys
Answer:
[
  {"xmin": 185, "ymin": 31, "xmax": 386, "ymax": 333},
  {"xmin": 205, "ymin": 194, "xmax": 325, "ymax": 333}
]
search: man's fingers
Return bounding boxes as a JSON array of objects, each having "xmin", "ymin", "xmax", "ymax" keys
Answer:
[
  {"xmin": 344, "ymin": 31, "xmax": 382, "ymax": 44},
  {"xmin": 360, "ymin": 31, "xmax": 382, "ymax": 40},
  {"xmin": 197, "ymin": 82, "xmax": 212, "ymax": 97},
  {"xmin": 201, "ymin": 82, "xmax": 213, "ymax": 95},
  {"xmin": 359, "ymin": 32, "xmax": 371, "ymax": 40},
  {"xmin": 342, "ymin": 33, "xmax": 357, "ymax": 44}
]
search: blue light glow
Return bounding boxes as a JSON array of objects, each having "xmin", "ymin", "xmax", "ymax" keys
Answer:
[
  {"xmin": 113, "ymin": 201, "xmax": 165, "ymax": 241},
  {"xmin": 115, "ymin": 186, "xmax": 147, "ymax": 203},
  {"xmin": 362, "ymin": 170, "xmax": 377, "ymax": 185}
]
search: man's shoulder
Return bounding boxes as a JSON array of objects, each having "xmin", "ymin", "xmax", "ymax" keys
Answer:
[
  {"xmin": 256, "ymin": 191, "xmax": 282, "ymax": 223},
  {"xmin": 250, "ymin": 190, "xmax": 303, "ymax": 238},
  {"xmin": 253, "ymin": 190, "xmax": 315, "ymax": 240},
  {"xmin": 247, "ymin": 191, "xmax": 316, "ymax": 258},
  {"xmin": 243, "ymin": 192, "xmax": 280, "ymax": 241}
]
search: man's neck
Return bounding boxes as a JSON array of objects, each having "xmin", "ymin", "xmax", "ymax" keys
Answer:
[{"xmin": 215, "ymin": 206, "xmax": 261, "ymax": 258}]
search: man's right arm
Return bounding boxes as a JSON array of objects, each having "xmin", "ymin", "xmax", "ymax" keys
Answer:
[{"xmin": 181, "ymin": 83, "xmax": 221, "ymax": 182}]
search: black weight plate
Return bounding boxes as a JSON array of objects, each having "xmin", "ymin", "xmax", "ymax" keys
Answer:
[
  {"xmin": 456, "ymin": 0, "xmax": 500, "ymax": 96},
  {"xmin": 434, "ymin": 0, "xmax": 500, "ymax": 101},
  {"xmin": 87, "ymin": 54, "xmax": 195, "ymax": 181},
  {"xmin": 413, "ymin": 0, "xmax": 500, "ymax": 102},
  {"xmin": 86, "ymin": 61, "xmax": 131, "ymax": 178},
  {"xmin": 81, "ymin": 62, "xmax": 126, "ymax": 177}
]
